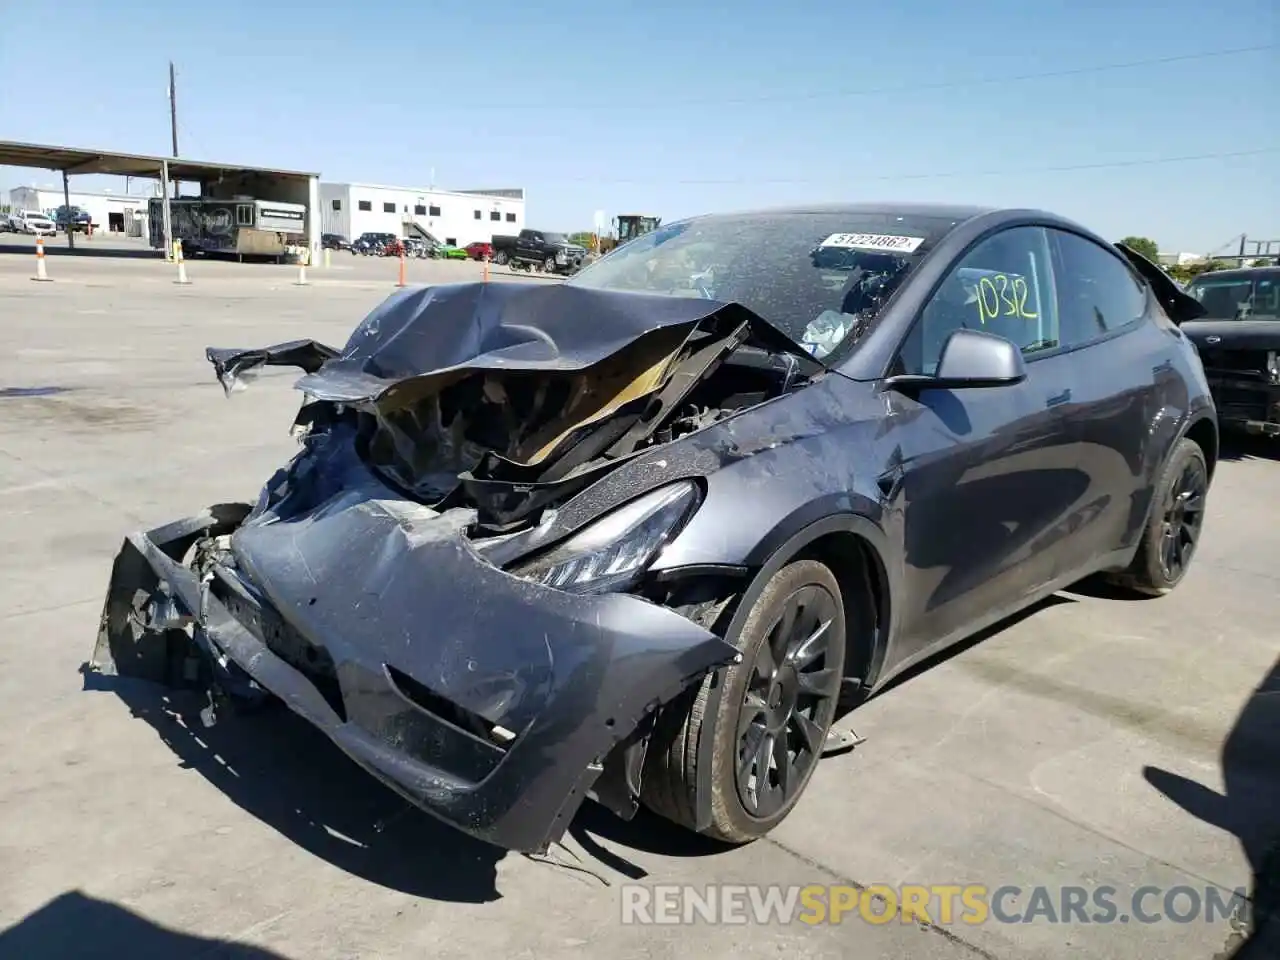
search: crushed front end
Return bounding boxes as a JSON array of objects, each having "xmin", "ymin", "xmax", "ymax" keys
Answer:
[
  {"xmin": 1184, "ymin": 322, "xmax": 1280, "ymax": 437},
  {"xmin": 91, "ymin": 282, "xmax": 822, "ymax": 852}
]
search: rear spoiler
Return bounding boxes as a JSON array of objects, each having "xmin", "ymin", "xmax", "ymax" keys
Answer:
[{"xmin": 1114, "ymin": 242, "xmax": 1207, "ymax": 325}]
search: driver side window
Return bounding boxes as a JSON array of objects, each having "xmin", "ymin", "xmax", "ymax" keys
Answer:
[{"xmin": 897, "ymin": 226, "xmax": 1059, "ymax": 376}]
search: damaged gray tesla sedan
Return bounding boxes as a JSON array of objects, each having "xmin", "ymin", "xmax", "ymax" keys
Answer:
[{"xmin": 94, "ymin": 203, "xmax": 1218, "ymax": 853}]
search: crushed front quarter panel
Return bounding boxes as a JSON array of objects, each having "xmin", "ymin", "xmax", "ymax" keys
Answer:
[{"xmin": 92, "ymin": 441, "xmax": 737, "ymax": 853}]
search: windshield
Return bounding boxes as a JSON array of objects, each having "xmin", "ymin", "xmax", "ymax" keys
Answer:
[
  {"xmin": 543, "ymin": 232, "xmax": 568, "ymax": 246},
  {"xmin": 567, "ymin": 210, "xmax": 963, "ymax": 358},
  {"xmin": 1186, "ymin": 270, "xmax": 1280, "ymax": 320}
]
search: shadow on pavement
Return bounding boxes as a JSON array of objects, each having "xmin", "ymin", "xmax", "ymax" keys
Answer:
[
  {"xmin": 1219, "ymin": 433, "xmax": 1279, "ymax": 463},
  {"xmin": 1142, "ymin": 656, "xmax": 1280, "ymax": 958},
  {"xmin": 81, "ymin": 672, "xmax": 504, "ymax": 903},
  {"xmin": 0, "ymin": 242, "xmax": 163, "ymax": 260},
  {"xmin": 0, "ymin": 890, "xmax": 294, "ymax": 960}
]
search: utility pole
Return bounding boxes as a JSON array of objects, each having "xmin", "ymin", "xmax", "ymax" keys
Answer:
[{"xmin": 169, "ymin": 61, "xmax": 179, "ymax": 158}]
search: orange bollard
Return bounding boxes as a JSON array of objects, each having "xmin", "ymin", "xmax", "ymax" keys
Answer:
[
  {"xmin": 32, "ymin": 236, "xmax": 51, "ymax": 282},
  {"xmin": 483, "ymin": 259, "xmax": 489, "ymax": 283},
  {"xmin": 397, "ymin": 251, "xmax": 406, "ymax": 287}
]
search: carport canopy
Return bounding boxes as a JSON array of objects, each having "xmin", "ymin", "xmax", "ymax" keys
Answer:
[
  {"xmin": 0, "ymin": 139, "xmax": 320, "ymax": 255},
  {"xmin": 0, "ymin": 139, "xmax": 317, "ymax": 181}
]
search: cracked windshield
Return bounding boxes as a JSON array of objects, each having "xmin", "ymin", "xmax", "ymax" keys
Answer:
[{"xmin": 568, "ymin": 212, "xmax": 963, "ymax": 359}]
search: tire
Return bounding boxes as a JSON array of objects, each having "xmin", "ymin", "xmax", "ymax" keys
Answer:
[
  {"xmin": 493, "ymin": 250, "xmax": 509, "ymax": 266},
  {"xmin": 1105, "ymin": 437, "xmax": 1209, "ymax": 596},
  {"xmin": 543, "ymin": 255, "xmax": 556, "ymax": 272},
  {"xmin": 641, "ymin": 559, "xmax": 847, "ymax": 843}
]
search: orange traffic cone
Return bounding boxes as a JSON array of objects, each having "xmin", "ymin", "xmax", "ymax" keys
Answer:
[
  {"xmin": 396, "ymin": 251, "xmax": 406, "ymax": 288},
  {"xmin": 32, "ymin": 237, "xmax": 51, "ymax": 282}
]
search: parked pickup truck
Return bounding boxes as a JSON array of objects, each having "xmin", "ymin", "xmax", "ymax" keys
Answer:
[{"xmin": 491, "ymin": 229, "xmax": 588, "ymax": 275}]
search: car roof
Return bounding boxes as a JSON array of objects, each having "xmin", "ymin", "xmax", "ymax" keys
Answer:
[
  {"xmin": 682, "ymin": 201, "xmax": 997, "ymax": 223},
  {"xmin": 1187, "ymin": 265, "xmax": 1279, "ymax": 281}
]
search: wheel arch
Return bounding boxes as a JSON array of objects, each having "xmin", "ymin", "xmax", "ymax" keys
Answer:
[
  {"xmin": 1183, "ymin": 414, "xmax": 1218, "ymax": 480},
  {"xmin": 685, "ymin": 512, "xmax": 895, "ymax": 833}
]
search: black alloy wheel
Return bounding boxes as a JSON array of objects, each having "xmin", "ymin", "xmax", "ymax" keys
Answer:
[
  {"xmin": 735, "ymin": 581, "xmax": 842, "ymax": 820},
  {"xmin": 1159, "ymin": 453, "xmax": 1207, "ymax": 582}
]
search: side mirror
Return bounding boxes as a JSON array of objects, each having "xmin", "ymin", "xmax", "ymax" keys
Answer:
[{"xmin": 886, "ymin": 328, "xmax": 1027, "ymax": 392}]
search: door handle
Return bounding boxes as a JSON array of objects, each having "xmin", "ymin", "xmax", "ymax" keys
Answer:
[{"xmin": 1045, "ymin": 389, "xmax": 1072, "ymax": 407}]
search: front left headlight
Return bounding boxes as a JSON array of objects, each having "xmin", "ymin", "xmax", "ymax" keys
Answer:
[{"xmin": 509, "ymin": 481, "xmax": 700, "ymax": 594}]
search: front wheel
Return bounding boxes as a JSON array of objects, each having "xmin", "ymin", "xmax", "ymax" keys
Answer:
[
  {"xmin": 642, "ymin": 559, "xmax": 846, "ymax": 843},
  {"xmin": 543, "ymin": 255, "xmax": 557, "ymax": 273},
  {"xmin": 1106, "ymin": 436, "xmax": 1209, "ymax": 596}
]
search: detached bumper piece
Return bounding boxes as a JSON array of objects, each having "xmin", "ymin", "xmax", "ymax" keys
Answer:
[{"xmin": 93, "ymin": 503, "xmax": 735, "ymax": 854}]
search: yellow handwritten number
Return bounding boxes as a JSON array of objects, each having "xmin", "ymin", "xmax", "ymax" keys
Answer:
[{"xmin": 974, "ymin": 274, "xmax": 1038, "ymax": 323}]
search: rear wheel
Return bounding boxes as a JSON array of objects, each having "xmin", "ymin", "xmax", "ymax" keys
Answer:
[
  {"xmin": 642, "ymin": 559, "xmax": 846, "ymax": 843},
  {"xmin": 1107, "ymin": 437, "xmax": 1208, "ymax": 596},
  {"xmin": 493, "ymin": 249, "xmax": 509, "ymax": 265}
]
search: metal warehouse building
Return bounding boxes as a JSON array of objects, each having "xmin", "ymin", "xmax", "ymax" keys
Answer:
[
  {"xmin": 8, "ymin": 186, "xmax": 154, "ymax": 236},
  {"xmin": 320, "ymin": 183, "xmax": 525, "ymax": 247}
]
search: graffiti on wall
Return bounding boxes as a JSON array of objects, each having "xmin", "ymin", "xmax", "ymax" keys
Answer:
[{"xmin": 148, "ymin": 199, "xmax": 240, "ymax": 251}]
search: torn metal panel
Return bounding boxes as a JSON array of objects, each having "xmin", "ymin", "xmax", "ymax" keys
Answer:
[{"xmin": 206, "ymin": 282, "xmax": 824, "ymax": 527}]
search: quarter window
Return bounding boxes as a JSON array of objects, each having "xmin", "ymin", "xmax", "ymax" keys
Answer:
[
  {"xmin": 897, "ymin": 226, "xmax": 1059, "ymax": 376},
  {"xmin": 1051, "ymin": 231, "xmax": 1146, "ymax": 344}
]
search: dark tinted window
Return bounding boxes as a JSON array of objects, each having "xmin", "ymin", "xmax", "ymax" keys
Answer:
[
  {"xmin": 490, "ymin": 211, "xmax": 501, "ymax": 221},
  {"xmin": 382, "ymin": 202, "xmax": 395, "ymax": 213},
  {"xmin": 414, "ymin": 204, "xmax": 426, "ymax": 215},
  {"xmin": 358, "ymin": 200, "xmax": 371, "ymax": 211},
  {"xmin": 429, "ymin": 205, "xmax": 441, "ymax": 216},
  {"xmin": 330, "ymin": 199, "xmax": 341, "ymax": 211},
  {"xmin": 1186, "ymin": 270, "xmax": 1280, "ymax": 320},
  {"xmin": 474, "ymin": 209, "xmax": 482, "ymax": 220},
  {"xmin": 897, "ymin": 226, "xmax": 1059, "ymax": 376},
  {"xmin": 1052, "ymin": 231, "xmax": 1146, "ymax": 345},
  {"xmin": 506, "ymin": 212, "xmax": 516, "ymax": 222}
]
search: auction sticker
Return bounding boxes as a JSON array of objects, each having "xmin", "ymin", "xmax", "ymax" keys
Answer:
[{"xmin": 819, "ymin": 233, "xmax": 924, "ymax": 253}]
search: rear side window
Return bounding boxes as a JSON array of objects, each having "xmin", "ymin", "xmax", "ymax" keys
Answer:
[
  {"xmin": 897, "ymin": 226, "xmax": 1059, "ymax": 376},
  {"xmin": 1051, "ymin": 231, "xmax": 1146, "ymax": 345}
]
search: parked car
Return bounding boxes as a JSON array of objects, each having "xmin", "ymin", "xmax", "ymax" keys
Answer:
[
  {"xmin": 464, "ymin": 241, "xmax": 493, "ymax": 261},
  {"xmin": 1180, "ymin": 265, "xmax": 1280, "ymax": 436},
  {"xmin": 322, "ymin": 233, "xmax": 351, "ymax": 251},
  {"xmin": 432, "ymin": 242, "xmax": 468, "ymax": 261},
  {"xmin": 352, "ymin": 232, "xmax": 397, "ymax": 255},
  {"xmin": 491, "ymin": 229, "xmax": 588, "ymax": 274},
  {"xmin": 401, "ymin": 237, "xmax": 432, "ymax": 259},
  {"xmin": 13, "ymin": 211, "xmax": 56, "ymax": 236},
  {"xmin": 54, "ymin": 205, "xmax": 92, "ymax": 233},
  {"xmin": 93, "ymin": 202, "xmax": 1216, "ymax": 857}
]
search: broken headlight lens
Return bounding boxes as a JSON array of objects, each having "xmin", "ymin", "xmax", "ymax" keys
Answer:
[{"xmin": 510, "ymin": 482, "xmax": 699, "ymax": 594}]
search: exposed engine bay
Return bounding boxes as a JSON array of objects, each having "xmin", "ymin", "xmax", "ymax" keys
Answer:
[{"xmin": 213, "ymin": 282, "xmax": 825, "ymax": 536}]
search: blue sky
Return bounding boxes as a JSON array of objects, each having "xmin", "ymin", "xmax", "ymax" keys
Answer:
[{"xmin": 1, "ymin": 0, "xmax": 1275, "ymax": 252}]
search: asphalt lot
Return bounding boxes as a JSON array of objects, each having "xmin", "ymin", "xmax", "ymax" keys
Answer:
[{"xmin": 0, "ymin": 240, "xmax": 1276, "ymax": 960}]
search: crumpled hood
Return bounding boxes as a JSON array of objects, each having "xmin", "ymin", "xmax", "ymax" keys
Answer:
[
  {"xmin": 209, "ymin": 282, "xmax": 819, "ymax": 403},
  {"xmin": 206, "ymin": 282, "xmax": 824, "ymax": 528}
]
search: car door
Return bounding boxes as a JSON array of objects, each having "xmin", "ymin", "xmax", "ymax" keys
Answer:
[
  {"xmin": 517, "ymin": 230, "xmax": 539, "ymax": 261},
  {"xmin": 882, "ymin": 225, "xmax": 1083, "ymax": 659},
  {"xmin": 1039, "ymin": 228, "xmax": 1167, "ymax": 581}
]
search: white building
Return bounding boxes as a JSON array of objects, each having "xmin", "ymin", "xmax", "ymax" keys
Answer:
[
  {"xmin": 320, "ymin": 182, "xmax": 525, "ymax": 246},
  {"xmin": 7, "ymin": 186, "xmax": 152, "ymax": 235}
]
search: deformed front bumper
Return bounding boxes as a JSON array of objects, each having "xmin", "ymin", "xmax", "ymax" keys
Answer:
[{"xmin": 93, "ymin": 504, "xmax": 735, "ymax": 853}]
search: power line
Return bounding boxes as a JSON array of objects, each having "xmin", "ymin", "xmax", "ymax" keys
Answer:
[
  {"xmin": 528, "ymin": 147, "xmax": 1278, "ymax": 186},
  {"xmin": 471, "ymin": 44, "xmax": 1275, "ymax": 111}
]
